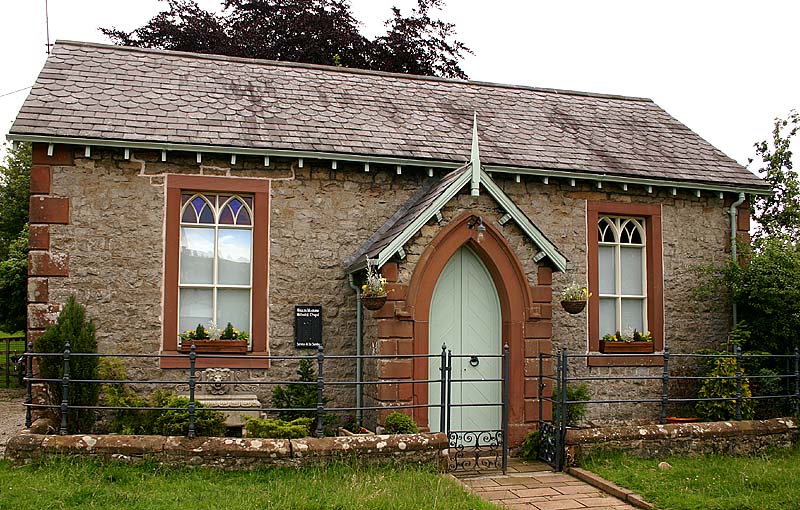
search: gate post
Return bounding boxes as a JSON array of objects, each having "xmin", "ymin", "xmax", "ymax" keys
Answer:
[
  {"xmin": 316, "ymin": 345, "xmax": 325, "ymax": 438},
  {"xmin": 25, "ymin": 341, "xmax": 33, "ymax": 428},
  {"xmin": 188, "ymin": 345, "xmax": 196, "ymax": 439},
  {"xmin": 794, "ymin": 348, "xmax": 799, "ymax": 418},
  {"xmin": 60, "ymin": 342, "xmax": 71, "ymax": 435},
  {"xmin": 556, "ymin": 348, "xmax": 568, "ymax": 471},
  {"xmin": 440, "ymin": 343, "xmax": 447, "ymax": 433},
  {"xmin": 735, "ymin": 345, "xmax": 742, "ymax": 421},
  {"xmin": 502, "ymin": 343, "xmax": 510, "ymax": 475},
  {"xmin": 446, "ymin": 349, "xmax": 453, "ymax": 435},
  {"xmin": 660, "ymin": 347, "xmax": 670, "ymax": 424}
]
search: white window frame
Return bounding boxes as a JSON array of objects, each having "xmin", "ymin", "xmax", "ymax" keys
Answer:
[{"xmin": 597, "ymin": 216, "xmax": 648, "ymax": 335}]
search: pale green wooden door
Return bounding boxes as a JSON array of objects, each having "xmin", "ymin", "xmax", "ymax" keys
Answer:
[{"xmin": 428, "ymin": 246, "xmax": 502, "ymax": 433}]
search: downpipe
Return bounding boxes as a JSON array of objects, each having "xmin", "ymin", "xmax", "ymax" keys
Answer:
[
  {"xmin": 729, "ymin": 192, "xmax": 746, "ymax": 328},
  {"xmin": 348, "ymin": 274, "xmax": 363, "ymax": 425}
]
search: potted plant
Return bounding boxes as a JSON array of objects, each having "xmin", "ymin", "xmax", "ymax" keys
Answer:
[
  {"xmin": 560, "ymin": 282, "xmax": 590, "ymax": 314},
  {"xmin": 599, "ymin": 328, "xmax": 654, "ymax": 353},
  {"xmin": 179, "ymin": 321, "xmax": 249, "ymax": 353},
  {"xmin": 361, "ymin": 260, "xmax": 388, "ymax": 310}
]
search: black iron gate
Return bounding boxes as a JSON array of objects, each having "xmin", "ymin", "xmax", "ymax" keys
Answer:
[
  {"xmin": 538, "ymin": 349, "xmax": 566, "ymax": 470},
  {"xmin": 443, "ymin": 344, "xmax": 510, "ymax": 474}
]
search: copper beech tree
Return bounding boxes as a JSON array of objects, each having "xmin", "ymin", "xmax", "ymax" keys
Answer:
[{"xmin": 101, "ymin": 0, "xmax": 472, "ymax": 79}]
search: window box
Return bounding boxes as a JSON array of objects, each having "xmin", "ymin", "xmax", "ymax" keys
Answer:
[
  {"xmin": 599, "ymin": 340, "xmax": 654, "ymax": 354},
  {"xmin": 179, "ymin": 339, "xmax": 248, "ymax": 354}
]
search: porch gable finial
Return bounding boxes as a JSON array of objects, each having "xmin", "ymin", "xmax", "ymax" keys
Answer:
[{"xmin": 470, "ymin": 111, "xmax": 481, "ymax": 197}]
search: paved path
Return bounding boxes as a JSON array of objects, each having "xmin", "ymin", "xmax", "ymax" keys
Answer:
[
  {"xmin": 456, "ymin": 460, "xmax": 640, "ymax": 510},
  {"xmin": 0, "ymin": 388, "xmax": 25, "ymax": 459}
]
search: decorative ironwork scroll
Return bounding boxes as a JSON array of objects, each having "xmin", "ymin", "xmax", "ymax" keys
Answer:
[{"xmin": 448, "ymin": 430, "xmax": 503, "ymax": 473}]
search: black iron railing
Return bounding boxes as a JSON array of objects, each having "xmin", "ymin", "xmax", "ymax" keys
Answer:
[
  {"xmin": 22, "ymin": 342, "xmax": 510, "ymax": 474},
  {"xmin": 538, "ymin": 347, "xmax": 800, "ymax": 470}
]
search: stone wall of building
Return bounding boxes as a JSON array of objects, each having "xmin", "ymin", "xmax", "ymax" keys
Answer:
[{"xmin": 32, "ymin": 142, "xmax": 745, "ymax": 427}]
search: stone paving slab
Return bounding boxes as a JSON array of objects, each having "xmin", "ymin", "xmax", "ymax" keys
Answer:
[{"xmin": 456, "ymin": 460, "xmax": 641, "ymax": 510}]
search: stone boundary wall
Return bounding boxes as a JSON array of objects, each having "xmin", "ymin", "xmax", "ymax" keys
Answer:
[
  {"xmin": 565, "ymin": 418, "xmax": 798, "ymax": 466},
  {"xmin": 7, "ymin": 432, "xmax": 449, "ymax": 471}
]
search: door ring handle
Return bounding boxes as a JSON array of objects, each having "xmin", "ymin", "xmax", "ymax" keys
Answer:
[{"xmin": 469, "ymin": 356, "xmax": 479, "ymax": 367}]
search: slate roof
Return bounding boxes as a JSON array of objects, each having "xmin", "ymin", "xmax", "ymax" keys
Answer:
[
  {"xmin": 345, "ymin": 165, "xmax": 470, "ymax": 272},
  {"xmin": 10, "ymin": 40, "xmax": 764, "ymax": 188}
]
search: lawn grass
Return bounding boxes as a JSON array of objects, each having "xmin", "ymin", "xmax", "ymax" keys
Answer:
[
  {"xmin": 580, "ymin": 445, "xmax": 800, "ymax": 510},
  {"xmin": 0, "ymin": 458, "xmax": 495, "ymax": 510}
]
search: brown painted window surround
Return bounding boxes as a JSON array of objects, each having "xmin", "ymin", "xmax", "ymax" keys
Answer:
[
  {"xmin": 162, "ymin": 175, "xmax": 270, "ymax": 369},
  {"xmin": 587, "ymin": 201, "xmax": 664, "ymax": 367}
]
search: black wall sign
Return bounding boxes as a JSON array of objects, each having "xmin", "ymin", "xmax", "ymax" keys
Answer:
[{"xmin": 295, "ymin": 305, "xmax": 322, "ymax": 348}]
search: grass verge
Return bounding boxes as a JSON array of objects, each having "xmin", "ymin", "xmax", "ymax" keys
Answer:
[
  {"xmin": 580, "ymin": 445, "xmax": 800, "ymax": 510},
  {"xmin": 0, "ymin": 458, "xmax": 496, "ymax": 510}
]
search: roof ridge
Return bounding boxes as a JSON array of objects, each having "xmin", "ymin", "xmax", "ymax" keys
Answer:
[{"xmin": 53, "ymin": 39, "xmax": 654, "ymax": 103}]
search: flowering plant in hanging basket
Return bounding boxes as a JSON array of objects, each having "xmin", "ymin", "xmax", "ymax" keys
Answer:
[
  {"xmin": 361, "ymin": 259, "xmax": 388, "ymax": 310},
  {"xmin": 560, "ymin": 282, "xmax": 590, "ymax": 314}
]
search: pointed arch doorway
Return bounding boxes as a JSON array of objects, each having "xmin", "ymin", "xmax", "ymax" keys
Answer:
[
  {"xmin": 428, "ymin": 246, "xmax": 502, "ymax": 433},
  {"xmin": 406, "ymin": 212, "xmax": 549, "ymax": 446}
]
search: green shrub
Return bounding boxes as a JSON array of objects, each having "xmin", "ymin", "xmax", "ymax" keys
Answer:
[
  {"xmin": 35, "ymin": 296, "xmax": 99, "ymax": 433},
  {"xmin": 696, "ymin": 357, "xmax": 755, "ymax": 421},
  {"xmin": 272, "ymin": 359, "xmax": 323, "ymax": 421},
  {"xmin": 554, "ymin": 383, "xmax": 591, "ymax": 427},
  {"xmin": 150, "ymin": 390, "xmax": 227, "ymax": 437},
  {"xmin": 99, "ymin": 358, "xmax": 152, "ymax": 434},
  {"xmin": 99, "ymin": 359, "xmax": 226, "ymax": 437},
  {"xmin": 244, "ymin": 416, "xmax": 313, "ymax": 438},
  {"xmin": 519, "ymin": 430, "xmax": 541, "ymax": 460},
  {"xmin": 271, "ymin": 358, "xmax": 338, "ymax": 435},
  {"xmin": 383, "ymin": 412, "xmax": 418, "ymax": 434}
]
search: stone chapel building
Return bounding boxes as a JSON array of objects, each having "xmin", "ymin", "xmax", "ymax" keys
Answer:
[{"xmin": 9, "ymin": 41, "xmax": 766, "ymax": 444}]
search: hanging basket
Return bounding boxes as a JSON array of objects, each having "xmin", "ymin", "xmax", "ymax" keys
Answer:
[
  {"xmin": 560, "ymin": 300, "xmax": 587, "ymax": 314},
  {"xmin": 362, "ymin": 295, "xmax": 387, "ymax": 310}
]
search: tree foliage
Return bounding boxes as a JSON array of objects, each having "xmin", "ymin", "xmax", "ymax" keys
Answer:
[
  {"xmin": 0, "ymin": 226, "xmax": 28, "ymax": 333},
  {"xmin": 0, "ymin": 143, "xmax": 30, "ymax": 333},
  {"xmin": 751, "ymin": 110, "xmax": 799, "ymax": 244},
  {"xmin": 0, "ymin": 143, "xmax": 30, "ymax": 259},
  {"xmin": 696, "ymin": 357, "xmax": 754, "ymax": 422},
  {"xmin": 100, "ymin": 0, "xmax": 471, "ymax": 79},
  {"xmin": 710, "ymin": 240, "xmax": 800, "ymax": 354}
]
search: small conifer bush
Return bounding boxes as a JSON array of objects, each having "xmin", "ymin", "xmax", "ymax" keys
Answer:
[{"xmin": 35, "ymin": 296, "xmax": 99, "ymax": 433}]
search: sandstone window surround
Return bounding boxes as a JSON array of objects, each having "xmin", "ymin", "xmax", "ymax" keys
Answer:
[
  {"xmin": 586, "ymin": 201, "xmax": 664, "ymax": 367},
  {"xmin": 162, "ymin": 175, "xmax": 270, "ymax": 369}
]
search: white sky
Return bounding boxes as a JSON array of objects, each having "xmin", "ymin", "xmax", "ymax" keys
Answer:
[{"xmin": 1, "ymin": 0, "xmax": 797, "ymax": 170}]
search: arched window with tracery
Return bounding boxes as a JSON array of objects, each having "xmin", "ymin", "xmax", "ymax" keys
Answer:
[
  {"xmin": 597, "ymin": 216, "xmax": 647, "ymax": 336},
  {"xmin": 179, "ymin": 193, "xmax": 254, "ymax": 345}
]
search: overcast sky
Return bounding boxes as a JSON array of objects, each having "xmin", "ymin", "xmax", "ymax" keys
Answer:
[{"xmin": 1, "ymin": 0, "xmax": 797, "ymax": 171}]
